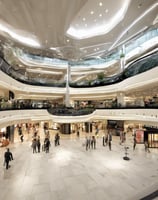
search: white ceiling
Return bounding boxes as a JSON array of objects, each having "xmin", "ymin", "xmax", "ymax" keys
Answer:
[{"xmin": 0, "ymin": 0, "xmax": 157, "ymax": 60}]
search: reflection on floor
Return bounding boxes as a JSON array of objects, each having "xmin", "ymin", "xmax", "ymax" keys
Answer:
[{"xmin": 0, "ymin": 129, "xmax": 158, "ymax": 200}]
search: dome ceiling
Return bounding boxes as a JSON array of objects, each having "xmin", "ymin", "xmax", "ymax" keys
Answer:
[
  {"xmin": 0, "ymin": 0, "xmax": 157, "ymax": 60},
  {"xmin": 0, "ymin": 0, "xmax": 157, "ymax": 90}
]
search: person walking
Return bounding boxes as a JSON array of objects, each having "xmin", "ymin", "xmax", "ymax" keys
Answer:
[
  {"xmin": 85, "ymin": 136, "xmax": 90, "ymax": 151},
  {"xmin": 108, "ymin": 132, "xmax": 112, "ymax": 151},
  {"xmin": 37, "ymin": 138, "xmax": 41, "ymax": 153},
  {"xmin": 144, "ymin": 141, "xmax": 150, "ymax": 153},
  {"xmin": 20, "ymin": 134, "xmax": 24, "ymax": 142},
  {"xmin": 103, "ymin": 135, "xmax": 105, "ymax": 146},
  {"xmin": 54, "ymin": 133, "xmax": 60, "ymax": 146},
  {"xmin": 4, "ymin": 148, "xmax": 13, "ymax": 170},
  {"xmin": 45, "ymin": 138, "xmax": 51, "ymax": 153},
  {"xmin": 32, "ymin": 138, "xmax": 37, "ymax": 153},
  {"xmin": 77, "ymin": 130, "xmax": 80, "ymax": 137},
  {"xmin": 91, "ymin": 136, "xmax": 96, "ymax": 149},
  {"xmin": 103, "ymin": 134, "xmax": 108, "ymax": 146},
  {"xmin": 133, "ymin": 136, "xmax": 137, "ymax": 150}
]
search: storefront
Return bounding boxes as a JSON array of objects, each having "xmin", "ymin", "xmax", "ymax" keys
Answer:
[
  {"xmin": 144, "ymin": 131, "xmax": 158, "ymax": 148},
  {"xmin": 107, "ymin": 120, "xmax": 124, "ymax": 136}
]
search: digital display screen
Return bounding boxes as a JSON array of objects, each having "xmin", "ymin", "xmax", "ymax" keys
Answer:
[{"xmin": 135, "ymin": 130, "xmax": 144, "ymax": 143}]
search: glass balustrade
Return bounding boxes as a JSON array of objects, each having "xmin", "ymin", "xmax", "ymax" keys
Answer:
[{"xmin": 0, "ymin": 28, "xmax": 158, "ymax": 87}]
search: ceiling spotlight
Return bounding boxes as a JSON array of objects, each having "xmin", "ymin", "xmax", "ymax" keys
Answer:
[
  {"xmin": 66, "ymin": 0, "xmax": 131, "ymax": 39},
  {"xmin": 90, "ymin": 11, "xmax": 94, "ymax": 15},
  {"xmin": 66, "ymin": 39, "xmax": 70, "ymax": 42}
]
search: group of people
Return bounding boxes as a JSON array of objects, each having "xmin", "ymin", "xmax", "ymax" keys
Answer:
[
  {"xmin": 42, "ymin": 137, "xmax": 51, "ymax": 153},
  {"xmin": 102, "ymin": 132, "xmax": 112, "ymax": 150},
  {"xmin": 85, "ymin": 136, "xmax": 96, "ymax": 150},
  {"xmin": 3, "ymin": 128, "xmax": 152, "ymax": 171},
  {"xmin": 31, "ymin": 135, "xmax": 51, "ymax": 153},
  {"xmin": 32, "ymin": 137, "xmax": 41, "ymax": 153},
  {"xmin": 84, "ymin": 132, "xmax": 113, "ymax": 151},
  {"xmin": 31, "ymin": 132, "xmax": 60, "ymax": 154}
]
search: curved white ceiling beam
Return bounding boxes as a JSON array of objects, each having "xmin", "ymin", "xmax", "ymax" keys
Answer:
[
  {"xmin": 66, "ymin": 0, "xmax": 130, "ymax": 39},
  {"xmin": 109, "ymin": 2, "xmax": 158, "ymax": 51},
  {"xmin": 0, "ymin": 21, "xmax": 40, "ymax": 48}
]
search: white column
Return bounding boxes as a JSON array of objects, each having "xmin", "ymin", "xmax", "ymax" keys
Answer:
[
  {"xmin": 65, "ymin": 65, "xmax": 71, "ymax": 107},
  {"xmin": 120, "ymin": 45, "xmax": 126, "ymax": 72},
  {"xmin": 117, "ymin": 92, "xmax": 125, "ymax": 107}
]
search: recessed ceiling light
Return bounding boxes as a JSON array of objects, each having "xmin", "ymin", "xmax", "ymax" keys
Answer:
[
  {"xmin": 99, "ymin": 14, "xmax": 102, "ymax": 17},
  {"xmin": 50, "ymin": 47, "xmax": 57, "ymax": 50},
  {"xmin": 105, "ymin": 9, "xmax": 108, "ymax": 13},
  {"xmin": 82, "ymin": 17, "xmax": 86, "ymax": 21},
  {"xmin": 90, "ymin": 11, "xmax": 94, "ymax": 15},
  {"xmin": 66, "ymin": 0, "xmax": 131, "ymax": 39},
  {"xmin": 66, "ymin": 39, "xmax": 70, "ymax": 42}
]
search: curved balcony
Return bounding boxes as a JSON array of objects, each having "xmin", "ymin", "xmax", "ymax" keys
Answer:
[
  {"xmin": 0, "ymin": 50, "xmax": 157, "ymax": 88},
  {"xmin": 47, "ymin": 107, "xmax": 95, "ymax": 116},
  {"xmin": 0, "ymin": 27, "xmax": 158, "ymax": 88},
  {"xmin": 0, "ymin": 105, "xmax": 158, "ymax": 129}
]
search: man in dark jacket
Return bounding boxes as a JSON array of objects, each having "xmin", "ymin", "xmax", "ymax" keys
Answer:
[{"xmin": 4, "ymin": 148, "xmax": 13, "ymax": 169}]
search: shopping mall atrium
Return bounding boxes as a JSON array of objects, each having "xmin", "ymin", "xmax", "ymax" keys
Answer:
[{"xmin": 0, "ymin": 0, "xmax": 158, "ymax": 200}]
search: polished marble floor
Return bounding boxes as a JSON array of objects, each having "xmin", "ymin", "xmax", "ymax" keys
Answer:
[{"xmin": 0, "ymin": 129, "xmax": 158, "ymax": 200}]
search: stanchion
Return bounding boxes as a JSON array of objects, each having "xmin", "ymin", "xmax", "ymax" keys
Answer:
[{"xmin": 123, "ymin": 146, "xmax": 130, "ymax": 161}]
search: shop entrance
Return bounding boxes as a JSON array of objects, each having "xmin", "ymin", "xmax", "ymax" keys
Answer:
[{"xmin": 148, "ymin": 133, "xmax": 158, "ymax": 148}]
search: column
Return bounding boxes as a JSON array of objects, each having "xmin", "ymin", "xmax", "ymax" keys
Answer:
[
  {"xmin": 6, "ymin": 125, "xmax": 14, "ymax": 143},
  {"xmin": 120, "ymin": 45, "xmax": 126, "ymax": 72},
  {"xmin": 117, "ymin": 92, "xmax": 125, "ymax": 107},
  {"xmin": 65, "ymin": 64, "xmax": 71, "ymax": 107},
  {"xmin": 85, "ymin": 122, "xmax": 92, "ymax": 133},
  {"xmin": 60, "ymin": 123, "xmax": 71, "ymax": 134}
]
